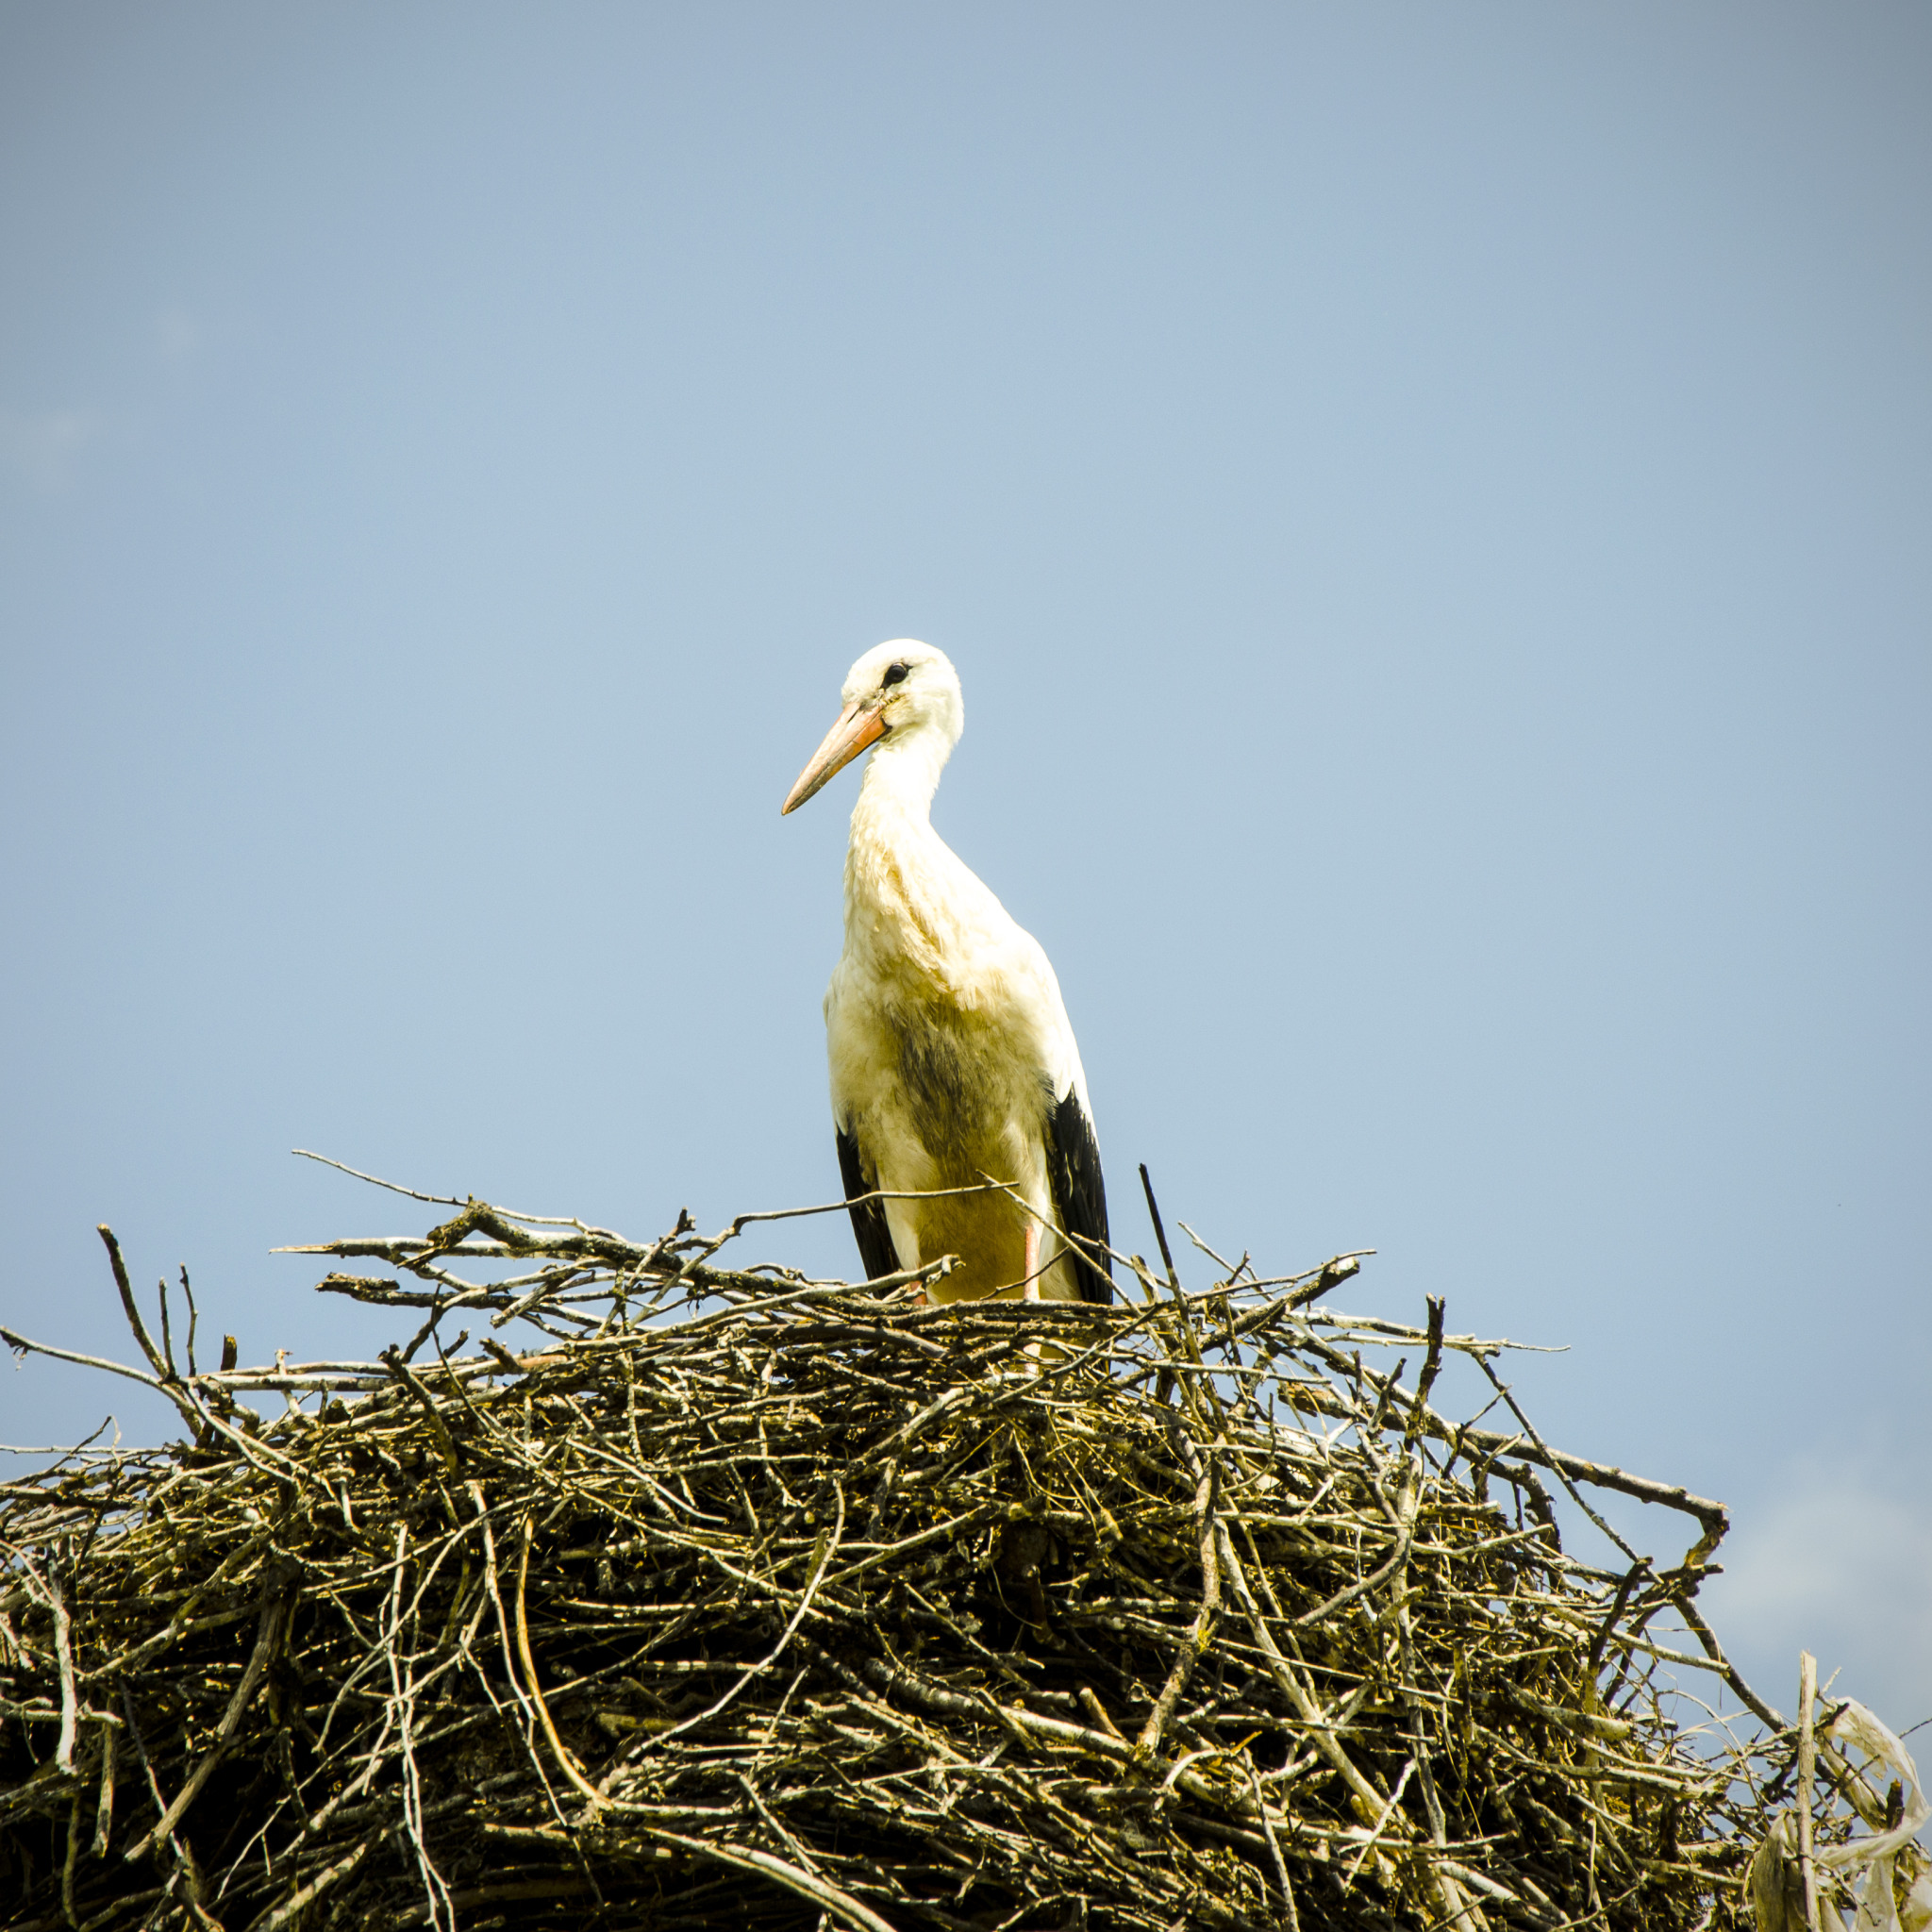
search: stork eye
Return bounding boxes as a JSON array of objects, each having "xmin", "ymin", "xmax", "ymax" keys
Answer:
[{"xmin": 881, "ymin": 660, "xmax": 911, "ymax": 688}]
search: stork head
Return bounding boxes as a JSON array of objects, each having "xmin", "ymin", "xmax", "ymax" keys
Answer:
[{"xmin": 781, "ymin": 640, "xmax": 963, "ymax": 814}]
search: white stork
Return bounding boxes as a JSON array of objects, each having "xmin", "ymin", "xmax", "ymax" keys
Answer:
[{"xmin": 781, "ymin": 641, "xmax": 1113, "ymax": 1307}]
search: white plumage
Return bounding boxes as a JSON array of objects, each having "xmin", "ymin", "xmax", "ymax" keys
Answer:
[{"xmin": 782, "ymin": 641, "xmax": 1112, "ymax": 1306}]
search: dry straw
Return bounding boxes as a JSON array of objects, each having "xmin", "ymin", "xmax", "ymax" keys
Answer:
[{"xmin": 1, "ymin": 1161, "xmax": 1921, "ymax": 1930}]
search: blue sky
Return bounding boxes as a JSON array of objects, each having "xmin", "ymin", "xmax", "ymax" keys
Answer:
[{"xmin": 2, "ymin": 4, "xmax": 1927, "ymax": 1734}]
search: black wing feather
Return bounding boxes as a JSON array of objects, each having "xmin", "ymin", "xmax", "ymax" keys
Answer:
[
  {"xmin": 836, "ymin": 1125, "xmax": 902, "ymax": 1283},
  {"xmin": 1046, "ymin": 1089, "xmax": 1114, "ymax": 1305}
]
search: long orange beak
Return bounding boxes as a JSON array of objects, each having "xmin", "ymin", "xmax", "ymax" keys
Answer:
[{"xmin": 781, "ymin": 701, "xmax": 888, "ymax": 814}]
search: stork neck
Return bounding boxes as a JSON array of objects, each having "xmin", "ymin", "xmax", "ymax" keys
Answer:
[
  {"xmin": 854, "ymin": 724, "xmax": 949, "ymax": 825},
  {"xmin": 842, "ymin": 724, "xmax": 963, "ymax": 963}
]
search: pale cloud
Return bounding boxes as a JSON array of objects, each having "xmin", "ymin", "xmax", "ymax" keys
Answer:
[
  {"xmin": 0, "ymin": 408, "xmax": 104, "ymax": 494},
  {"xmin": 2, "ymin": 307, "xmax": 198, "ymax": 494},
  {"xmin": 1701, "ymin": 1459, "xmax": 1932, "ymax": 1730}
]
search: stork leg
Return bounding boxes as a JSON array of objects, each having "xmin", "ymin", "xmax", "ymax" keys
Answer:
[{"xmin": 1020, "ymin": 1218, "xmax": 1047, "ymax": 1372}]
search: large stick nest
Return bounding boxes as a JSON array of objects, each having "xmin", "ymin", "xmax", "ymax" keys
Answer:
[{"xmin": 0, "ymin": 1183, "xmax": 1907, "ymax": 1930}]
